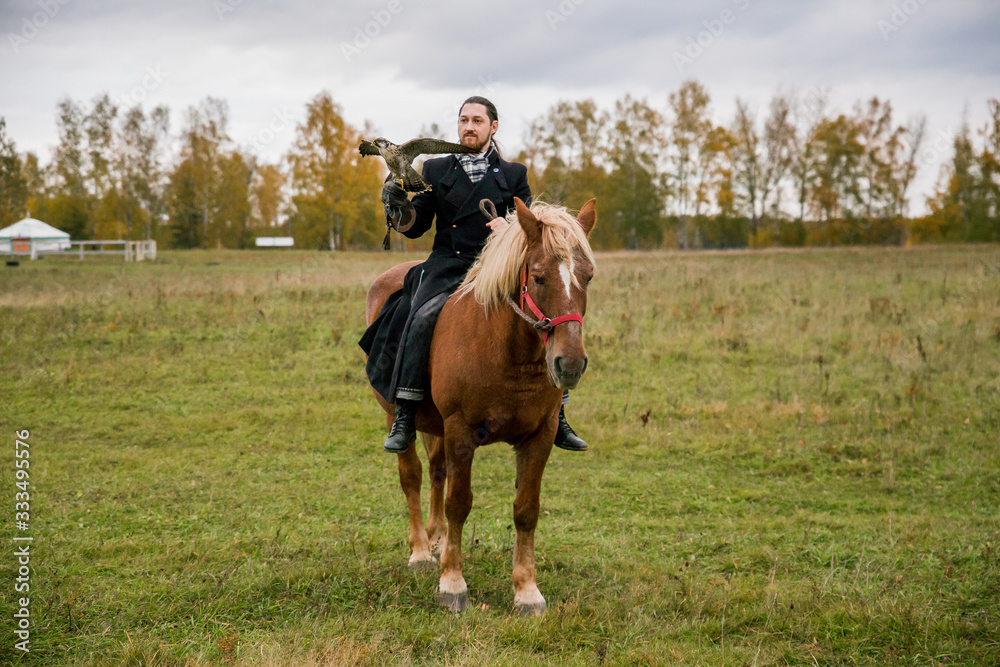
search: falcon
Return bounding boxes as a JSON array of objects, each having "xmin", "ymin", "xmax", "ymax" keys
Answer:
[{"xmin": 359, "ymin": 137, "xmax": 476, "ymax": 193}]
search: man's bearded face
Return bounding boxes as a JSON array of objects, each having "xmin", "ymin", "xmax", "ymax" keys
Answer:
[{"xmin": 458, "ymin": 103, "xmax": 497, "ymax": 153}]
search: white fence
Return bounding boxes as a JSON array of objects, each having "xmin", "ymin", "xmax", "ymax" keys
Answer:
[{"xmin": 2, "ymin": 239, "xmax": 157, "ymax": 262}]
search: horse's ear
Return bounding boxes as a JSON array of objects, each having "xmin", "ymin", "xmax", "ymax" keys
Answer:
[
  {"xmin": 577, "ymin": 198, "xmax": 597, "ymax": 236},
  {"xmin": 514, "ymin": 197, "xmax": 542, "ymax": 245}
]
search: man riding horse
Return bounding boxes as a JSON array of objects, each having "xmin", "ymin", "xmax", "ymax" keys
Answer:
[{"xmin": 359, "ymin": 96, "xmax": 588, "ymax": 454}]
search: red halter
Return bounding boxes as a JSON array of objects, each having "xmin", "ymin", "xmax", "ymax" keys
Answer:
[{"xmin": 519, "ymin": 264, "xmax": 584, "ymax": 345}]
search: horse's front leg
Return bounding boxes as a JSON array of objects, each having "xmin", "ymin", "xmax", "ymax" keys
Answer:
[
  {"xmin": 436, "ymin": 421, "xmax": 476, "ymax": 612},
  {"xmin": 512, "ymin": 431, "xmax": 555, "ymax": 616}
]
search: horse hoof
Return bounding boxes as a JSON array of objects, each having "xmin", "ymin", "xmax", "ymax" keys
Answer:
[
  {"xmin": 436, "ymin": 591, "xmax": 471, "ymax": 613},
  {"xmin": 516, "ymin": 601, "xmax": 547, "ymax": 617},
  {"xmin": 408, "ymin": 558, "xmax": 437, "ymax": 573}
]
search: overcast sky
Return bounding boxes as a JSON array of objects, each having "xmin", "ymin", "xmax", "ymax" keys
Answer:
[{"xmin": 2, "ymin": 0, "xmax": 998, "ymax": 214}]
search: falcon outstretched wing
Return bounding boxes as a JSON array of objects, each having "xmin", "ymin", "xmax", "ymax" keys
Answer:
[{"xmin": 399, "ymin": 138, "xmax": 476, "ymax": 160}]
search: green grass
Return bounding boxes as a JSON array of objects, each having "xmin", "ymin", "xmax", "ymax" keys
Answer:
[{"xmin": 1, "ymin": 246, "xmax": 998, "ymax": 666}]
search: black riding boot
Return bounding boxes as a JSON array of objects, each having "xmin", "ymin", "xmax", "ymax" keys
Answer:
[
  {"xmin": 554, "ymin": 405, "xmax": 587, "ymax": 451},
  {"xmin": 384, "ymin": 400, "xmax": 417, "ymax": 453}
]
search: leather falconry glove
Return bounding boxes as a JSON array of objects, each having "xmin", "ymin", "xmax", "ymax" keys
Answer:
[
  {"xmin": 381, "ymin": 181, "xmax": 415, "ymax": 249},
  {"xmin": 381, "ymin": 180, "xmax": 410, "ymax": 209}
]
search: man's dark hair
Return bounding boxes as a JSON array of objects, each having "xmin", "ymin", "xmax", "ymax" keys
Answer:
[
  {"xmin": 459, "ymin": 96, "xmax": 501, "ymax": 155},
  {"xmin": 460, "ymin": 96, "xmax": 498, "ymax": 124}
]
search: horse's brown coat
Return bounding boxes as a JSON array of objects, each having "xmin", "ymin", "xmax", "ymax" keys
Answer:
[{"xmin": 364, "ymin": 198, "xmax": 596, "ymax": 614}]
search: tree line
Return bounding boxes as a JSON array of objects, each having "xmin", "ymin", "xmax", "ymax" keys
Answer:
[
  {"xmin": 0, "ymin": 81, "xmax": 997, "ymax": 250},
  {"xmin": 517, "ymin": 82, "xmax": 999, "ymax": 248}
]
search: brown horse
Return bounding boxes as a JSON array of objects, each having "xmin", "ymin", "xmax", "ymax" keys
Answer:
[{"xmin": 364, "ymin": 197, "xmax": 596, "ymax": 615}]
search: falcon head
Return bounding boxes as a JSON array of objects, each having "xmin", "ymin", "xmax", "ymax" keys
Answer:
[{"xmin": 373, "ymin": 137, "xmax": 392, "ymax": 149}]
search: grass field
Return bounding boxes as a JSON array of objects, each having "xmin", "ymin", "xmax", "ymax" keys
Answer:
[{"xmin": 1, "ymin": 245, "xmax": 998, "ymax": 666}]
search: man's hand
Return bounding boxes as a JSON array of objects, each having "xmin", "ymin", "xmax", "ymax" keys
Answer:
[
  {"xmin": 381, "ymin": 181, "xmax": 410, "ymax": 209},
  {"xmin": 382, "ymin": 180, "xmax": 416, "ymax": 233},
  {"xmin": 486, "ymin": 217, "xmax": 509, "ymax": 233}
]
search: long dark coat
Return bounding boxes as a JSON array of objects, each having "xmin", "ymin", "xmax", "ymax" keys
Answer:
[{"xmin": 359, "ymin": 150, "xmax": 532, "ymax": 401}]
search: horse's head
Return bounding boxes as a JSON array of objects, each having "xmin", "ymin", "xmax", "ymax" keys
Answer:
[{"xmin": 514, "ymin": 197, "xmax": 596, "ymax": 391}]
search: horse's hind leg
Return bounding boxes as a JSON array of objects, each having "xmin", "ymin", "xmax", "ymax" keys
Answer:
[
  {"xmin": 422, "ymin": 433, "xmax": 447, "ymax": 554},
  {"xmin": 398, "ymin": 432, "xmax": 436, "ymax": 572}
]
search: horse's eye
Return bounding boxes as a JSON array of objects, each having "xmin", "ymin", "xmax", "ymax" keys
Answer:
[{"xmin": 533, "ymin": 276, "xmax": 545, "ymax": 286}]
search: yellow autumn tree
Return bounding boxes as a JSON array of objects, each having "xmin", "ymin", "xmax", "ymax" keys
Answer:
[
  {"xmin": 285, "ymin": 92, "xmax": 384, "ymax": 250},
  {"xmin": 250, "ymin": 163, "xmax": 286, "ymax": 232}
]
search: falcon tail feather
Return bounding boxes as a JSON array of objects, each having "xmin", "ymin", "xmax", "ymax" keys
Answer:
[{"xmin": 401, "ymin": 167, "xmax": 431, "ymax": 193}]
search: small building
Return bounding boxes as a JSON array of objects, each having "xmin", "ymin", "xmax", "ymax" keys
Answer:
[{"xmin": 0, "ymin": 216, "xmax": 71, "ymax": 257}]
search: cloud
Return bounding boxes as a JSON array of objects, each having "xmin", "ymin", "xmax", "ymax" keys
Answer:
[{"xmin": 0, "ymin": 0, "xmax": 997, "ymax": 214}]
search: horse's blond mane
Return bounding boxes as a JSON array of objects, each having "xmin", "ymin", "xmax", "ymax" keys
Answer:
[{"xmin": 457, "ymin": 202, "xmax": 595, "ymax": 311}]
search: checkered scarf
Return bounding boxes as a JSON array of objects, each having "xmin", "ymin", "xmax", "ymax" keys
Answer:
[{"xmin": 457, "ymin": 143, "xmax": 496, "ymax": 184}]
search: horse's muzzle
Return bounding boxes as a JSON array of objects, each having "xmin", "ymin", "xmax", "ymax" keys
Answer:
[{"xmin": 551, "ymin": 354, "xmax": 588, "ymax": 390}]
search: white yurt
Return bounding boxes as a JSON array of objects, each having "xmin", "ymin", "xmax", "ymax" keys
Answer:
[{"xmin": 0, "ymin": 216, "xmax": 71, "ymax": 255}]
